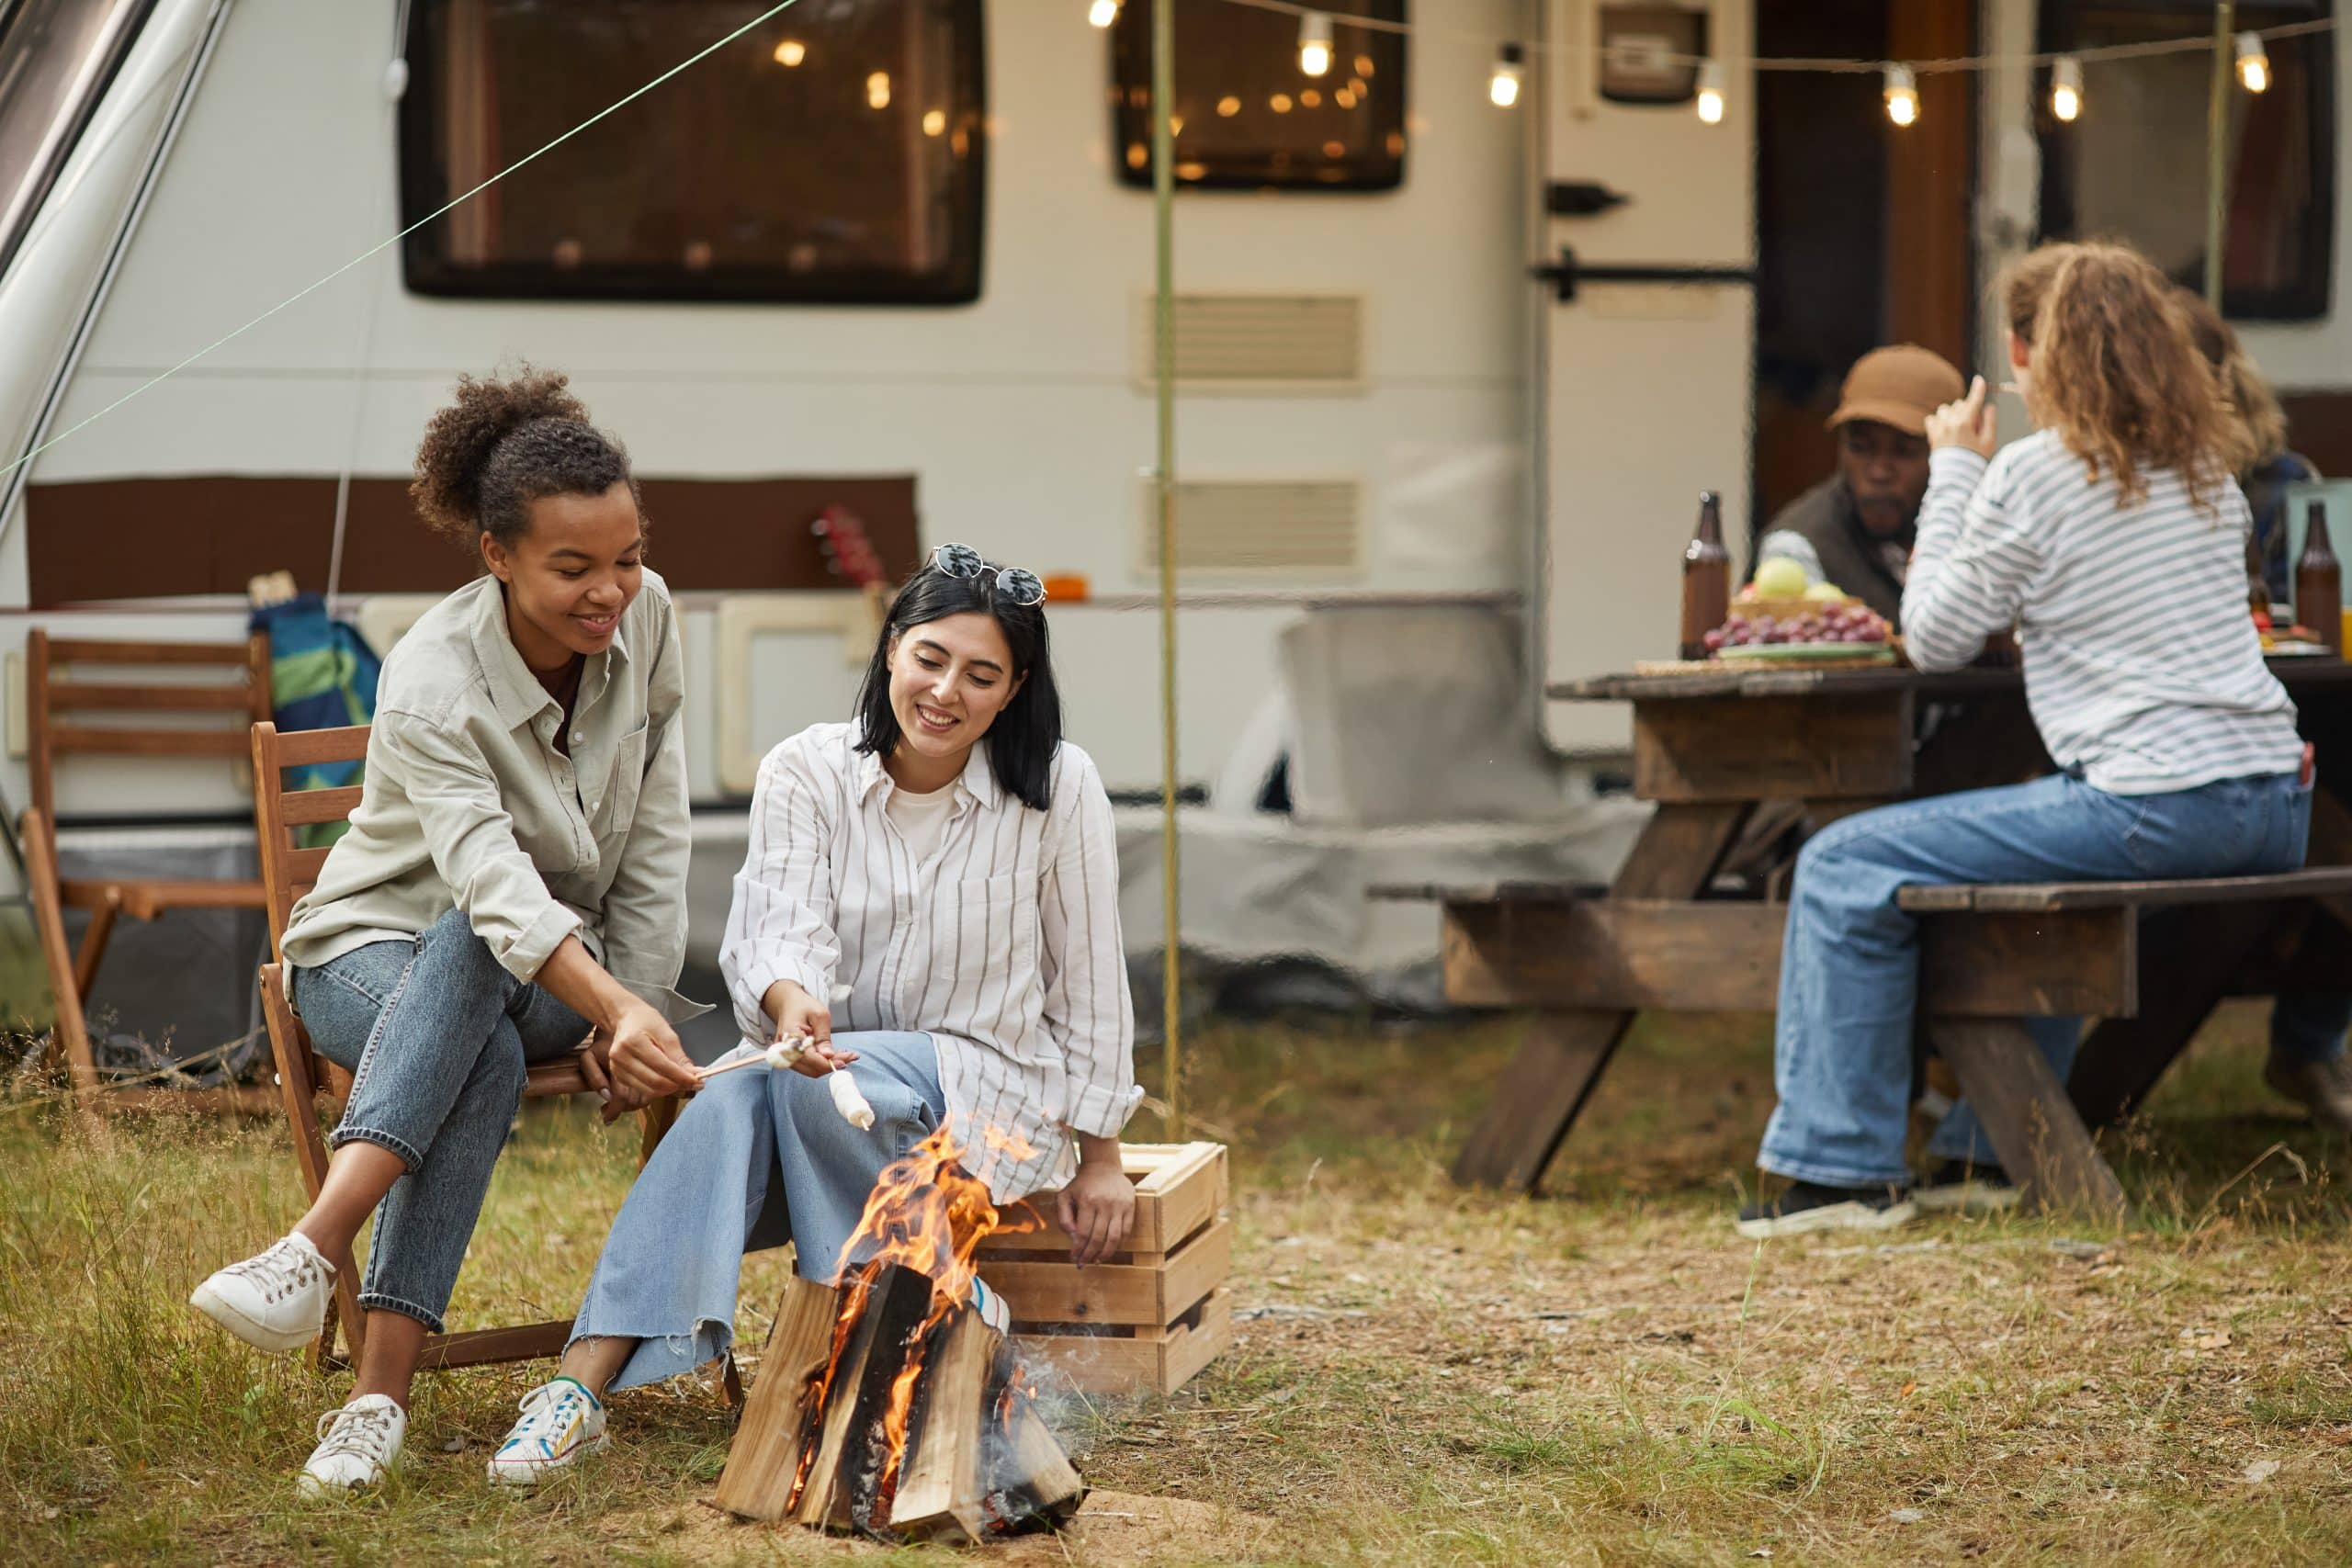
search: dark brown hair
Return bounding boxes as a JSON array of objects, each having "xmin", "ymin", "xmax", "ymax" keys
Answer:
[
  {"xmin": 1999, "ymin": 241, "xmax": 2234, "ymax": 509},
  {"xmin": 411, "ymin": 366, "xmax": 639, "ymax": 549},
  {"xmin": 2173, "ymin": 285, "xmax": 2288, "ymax": 474}
]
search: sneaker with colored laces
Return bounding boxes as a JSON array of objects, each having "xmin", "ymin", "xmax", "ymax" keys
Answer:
[
  {"xmin": 486, "ymin": 1377, "xmax": 608, "ymax": 1486},
  {"xmin": 2265, "ymin": 1053, "xmax": 2352, "ymax": 1135},
  {"xmin": 190, "ymin": 1233, "xmax": 334, "ymax": 1353},
  {"xmin": 1912, "ymin": 1159, "xmax": 2020, "ymax": 1215},
  {"xmin": 1735, "ymin": 1180, "xmax": 1915, "ymax": 1239},
  {"xmin": 298, "ymin": 1393, "xmax": 406, "ymax": 1498}
]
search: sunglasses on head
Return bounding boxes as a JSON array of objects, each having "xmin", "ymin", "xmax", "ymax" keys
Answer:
[{"xmin": 931, "ymin": 542, "xmax": 1046, "ymax": 606}]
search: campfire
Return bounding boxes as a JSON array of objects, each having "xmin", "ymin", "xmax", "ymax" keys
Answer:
[{"xmin": 715, "ymin": 1125, "xmax": 1087, "ymax": 1542}]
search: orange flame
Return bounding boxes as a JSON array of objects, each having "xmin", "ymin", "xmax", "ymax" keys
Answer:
[{"xmin": 788, "ymin": 1121, "xmax": 1046, "ymax": 1525}]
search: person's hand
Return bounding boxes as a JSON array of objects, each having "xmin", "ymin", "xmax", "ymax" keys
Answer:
[
  {"xmin": 762, "ymin": 979, "xmax": 856, "ymax": 1077},
  {"xmin": 597, "ymin": 998, "xmax": 699, "ymax": 1117},
  {"xmin": 1057, "ymin": 1159, "xmax": 1136, "ymax": 1268},
  {"xmin": 1926, "ymin": 375, "xmax": 1998, "ymax": 457}
]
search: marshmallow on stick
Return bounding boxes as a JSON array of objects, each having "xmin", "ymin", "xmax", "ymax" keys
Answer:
[{"xmin": 699, "ymin": 1036, "xmax": 876, "ymax": 1130}]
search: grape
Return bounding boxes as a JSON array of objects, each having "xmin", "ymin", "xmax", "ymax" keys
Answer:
[{"xmin": 1703, "ymin": 627, "xmax": 1726, "ymax": 652}]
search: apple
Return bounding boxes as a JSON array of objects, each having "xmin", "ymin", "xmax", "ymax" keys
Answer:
[
  {"xmin": 1753, "ymin": 558, "xmax": 1809, "ymax": 599},
  {"xmin": 1803, "ymin": 581, "xmax": 1847, "ymax": 603}
]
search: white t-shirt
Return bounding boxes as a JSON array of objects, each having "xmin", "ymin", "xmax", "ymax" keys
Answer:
[{"xmin": 884, "ymin": 779, "xmax": 958, "ymax": 863}]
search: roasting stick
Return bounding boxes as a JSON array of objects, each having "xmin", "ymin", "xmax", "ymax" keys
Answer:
[{"xmin": 698, "ymin": 1035, "xmax": 876, "ymax": 1130}]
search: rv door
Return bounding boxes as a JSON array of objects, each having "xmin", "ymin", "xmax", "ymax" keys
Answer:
[{"xmin": 1534, "ymin": 0, "xmax": 1755, "ymax": 752}]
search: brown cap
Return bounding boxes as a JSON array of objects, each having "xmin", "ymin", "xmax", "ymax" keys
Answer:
[{"xmin": 1826, "ymin": 344, "xmax": 1966, "ymax": 436}]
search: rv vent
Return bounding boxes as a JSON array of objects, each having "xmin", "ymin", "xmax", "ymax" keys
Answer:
[
  {"xmin": 1141, "ymin": 479, "xmax": 1363, "ymax": 574},
  {"xmin": 1135, "ymin": 292, "xmax": 1365, "ymax": 389}
]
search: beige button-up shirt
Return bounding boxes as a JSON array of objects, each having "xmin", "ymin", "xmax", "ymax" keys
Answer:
[
  {"xmin": 281, "ymin": 570, "xmax": 702, "ymax": 1021},
  {"xmin": 719, "ymin": 722, "xmax": 1138, "ymax": 1200}
]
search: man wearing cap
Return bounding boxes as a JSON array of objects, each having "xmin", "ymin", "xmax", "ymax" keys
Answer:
[{"xmin": 1751, "ymin": 344, "xmax": 1966, "ymax": 626}]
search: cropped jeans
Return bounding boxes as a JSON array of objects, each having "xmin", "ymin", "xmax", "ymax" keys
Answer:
[
  {"xmin": 1759, "ymin": 770, "xmax": 2312, "ymax": 1190},
  {"xmin": 290, "ymin": 907, "xmax": 593, "ymax": 1333}
]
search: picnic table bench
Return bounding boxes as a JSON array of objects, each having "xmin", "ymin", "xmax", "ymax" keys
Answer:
[{"xmin": 1381, "ymin": 659, "xmax": 2352, "ymax": 1214}]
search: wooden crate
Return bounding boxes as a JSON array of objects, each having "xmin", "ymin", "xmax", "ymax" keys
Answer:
[{"xmin": 977, "ymin": 1142, "xmax": 1232, "ymax": 1395}]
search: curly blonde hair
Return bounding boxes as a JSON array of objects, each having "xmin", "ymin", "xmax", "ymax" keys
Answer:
[{"xmin": 1999, "ymin": 242, "xmax": 2235, "ymax": 509}]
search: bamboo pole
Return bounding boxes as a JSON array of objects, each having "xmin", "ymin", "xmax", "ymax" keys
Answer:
[
  {"xmin": 1151, "ymin": 0, "xmax": 1184, "ymax": 1139},
  {"xmin": 2204, "ymin": 0, "xmax": 2235, "ymax": 308}
]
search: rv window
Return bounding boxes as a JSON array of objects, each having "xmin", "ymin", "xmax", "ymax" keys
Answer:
[
  {"xmin": 2037, "ymin": 1, "xmax": 2334, "ymax": 320},
  {"xmin": 401, "ymin": 0, "xmax": 985, "ymax": 304},
  {"xmin": 1107, "ymin": 0, "xmax": 1408, "ymax": 192},
  {"xmin": 0, "ymin": 0, "xmax": 155, "ymax": 282}
]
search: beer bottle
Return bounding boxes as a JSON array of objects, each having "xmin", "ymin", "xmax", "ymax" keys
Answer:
[
  {"xmin": 1679, "ymin": 491, "xmax": 1729, "ymax": 660},
  {"xmin": 2297, "ymin": 500, "xmax": 2342, "ymax": 653}
]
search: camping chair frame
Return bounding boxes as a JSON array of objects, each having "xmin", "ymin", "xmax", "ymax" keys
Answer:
[
  {"xmin": 250, "ymin": 721, "xmax": 687, "ymax": 1373},
  {"xmin": 22, "ymin": 629, "xmax": 277, "ymax": 1116}
]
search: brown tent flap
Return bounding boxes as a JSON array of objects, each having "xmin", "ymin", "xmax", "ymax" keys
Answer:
[{"xmin": 24, "ymin": 474, "xmax": 919, "ymax": 607}]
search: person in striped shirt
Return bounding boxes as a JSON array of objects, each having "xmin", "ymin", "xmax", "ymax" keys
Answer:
[
  {"xmin": 483, "ymin": 545, "xmax": 1141, "ymax": 1483},
  {"xmin": 1740, "ymin": 241, "xmax": 2312, "ymax": 1238}
]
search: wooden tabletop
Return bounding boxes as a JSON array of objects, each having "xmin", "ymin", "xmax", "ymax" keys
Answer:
[{"xmin": 1551, "ymin": 654, "xmax": 2352, "ymax": 705}]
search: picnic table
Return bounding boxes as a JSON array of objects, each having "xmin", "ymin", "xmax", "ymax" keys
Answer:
[{"xmin": 1389, "ymin": 658, "xmax": 2352, "ymax": 1213}]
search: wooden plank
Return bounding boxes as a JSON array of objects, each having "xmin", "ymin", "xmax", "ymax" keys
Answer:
[
  {"xmin": 1929, "ymin": 1019, "xmax": 2127, "ymax": 1222},
  {"xmin": 1442, "ymin": 899, "xmax": 2136, "ymax": 1020},
  {"xmin": 285, "ymin": 846, "xmax": 332, "ymax": 885},
  {"xmin": 888, "ymin": 1308, "xmax": 999, "ymax": 1540},
  {"xmin": 1013, "ymin": 1287, "xmax": 1233, "ymax": 1396},
  {"xmin": 46, "ymin": 725, "xmax": 249, "ymax": 758},
  {"xmin": 1364, "ymin": 880, "xmax": 1603, "ymax": 906},
  {"xmin": 42, "ymin": 637, "xmax": 256, "ymax": 665},
  {"xmin": 1897, "ymin": 865, "xmax": 2352, "ymax": 914},
  {"xmin": 714, "ymin": 1275, "xmax": 844, "ymax": 1521},
  {"xmin": 1452, "ymin": 801, "xmax": 1752, "ymax": 1190},
  {"xmin": 2070, "ymin": 903, "xmax": 2286, "ymax": 1128},
  {"xmin": 979, "ymin": 1142, "xmax": 1227, "ymax": 1256},
  {"xmin": 266, "ymin": 724, "xmax": 370, "ymax": 770},
  {"xmin": 1634, "ymin": 692, "xmax": 1914, "ymax": 803},
  {"xmin": 415, "ymin": 1320, "xmax": 571, "ymax": 1371},
  {"xmin": 64, "ymin": 879, "xmax": 268, "ymax": 920},
  {"xmin": 46, "ymin": 682, "xmax": 254, "ymax": 713},
  {"xmin": 20, "ymin": 809, "xmax": 97, "ymax": 1108},
  {"xmin": 979, "ymin": 1216, "xmax": 1230, "ymax": 1327},
  {"xmin": 521, "ymin": 1058, "xmax": 594, "ymax": 1098},
  {"xmin": 280, "ymin": 786, "xmax": 365, "ymax": 826}
]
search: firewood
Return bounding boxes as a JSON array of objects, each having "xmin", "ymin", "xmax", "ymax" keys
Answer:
[
  {"xmin": 712, "ymin": 1274, "xmax": 842, "ymax": 1521},
  {"xmin": 886, "ymin": 1304, "xmax": 1000, "ymax": 1541},
  {"xmin": 794, "ymin": 1263, "xmax": 934, "ymax": 1531},
  {"xmin": 980, "ymin": 1344, "xmax": 1086, "ymax": 1533}
]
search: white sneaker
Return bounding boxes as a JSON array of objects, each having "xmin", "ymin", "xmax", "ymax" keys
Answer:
[
  {"xmin": 486, "ymin": 1377, "xmax": 608, "ymax": 1486},
  {"xmin": 190, "ymin": 1233, "xmax": 334, "ymax": 1353},
  {"xmin": 298, "ymin": 1393, "xmax": 406, "ymax": 1498}
]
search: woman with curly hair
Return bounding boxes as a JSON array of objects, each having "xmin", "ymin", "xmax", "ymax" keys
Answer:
[
  {"xmin": 1741, "ymin": 241, "xmax": 2312, "ymax": 1237},
  {"xmin": 188, "ymin": 367, "xmax": 707, "ymax": 1495}
]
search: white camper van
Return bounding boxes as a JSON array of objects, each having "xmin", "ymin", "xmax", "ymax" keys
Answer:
[{"xmin": 3, "ymin": 0, "xmax": 2346, "ymax": 1043}]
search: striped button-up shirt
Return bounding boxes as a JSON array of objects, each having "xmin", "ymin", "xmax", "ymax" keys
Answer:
[{"xmin": 718, "ymin": 722, "xmax": 1138, "ymax": 1199}]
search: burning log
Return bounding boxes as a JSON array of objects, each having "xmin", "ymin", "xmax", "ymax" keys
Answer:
[{"xmin": 715, "ymin": 1126, "xmax": 1087, "ymax": 1543}]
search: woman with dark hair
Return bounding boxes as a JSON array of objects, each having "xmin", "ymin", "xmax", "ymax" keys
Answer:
[
  {"xmin": 481, "ymin": 546, "xmax": 1137, "ymax": 1485},
  {"xmin": 188, "ymin": 367, "xmax": 707, "ymax": 1495}
]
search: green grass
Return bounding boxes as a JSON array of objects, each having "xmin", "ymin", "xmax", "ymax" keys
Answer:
[{"xmin": 5, "ymin": 1004, "xmax": 2352, "ymax": 1563}]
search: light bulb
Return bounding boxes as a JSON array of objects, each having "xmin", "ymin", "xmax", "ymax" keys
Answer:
[
  {"xmin": 1299, "ymin": 13, "xmax": 1333, "ymax": 78},
  {"xmin": 866, "ymin": 71, "xmax": 890, "ymax": 110},
  {"xmin": 2051, "ymin": 56, "xmax": 2082, "ymax": 122},
  {"xmin": 1695, "ymin": 61, "xmax": 1724, "ymax": 125},
  {"xmin": 1088, "ymin": 0, "xmax": 1118, "ymax": 28},
  {"xmin": 2235, "ymin": 31, "xmax": 2270, "ymax": 94},
  {"xmin": 1883, "ymin": 62, "xmax": 1918, "ymax": 128},
  {"xmin": 1490, "ymin": 43, "xmax": 1524, "ymax": 108},
  {"xmin": 773, "ymin": 39, "xmax": 805, "ymax": 67}
]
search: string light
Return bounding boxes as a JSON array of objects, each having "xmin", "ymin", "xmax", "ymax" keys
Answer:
[
  {"xmin": 1489, "ymin": 43, "xmax": 1523, "ymax": 107},
  {"xmin": 1695, "ymin": 60, "xmax": 1724, "ymax": 125},
  {"xmin": 1883, "ymin": 62, "xmax": 1918, "ymax": 127},
  {"xmin": 1088, "ymin": 0, "xmax": 1119, "ymax": 28},
  {"xmin": 2050, "ymin": 55, "xmax": 2083, "ymax": 121},
  {"xmin": 772, "ymin": 39, "xmax": 805, "ymax": 66},
  {"xmin": 1298, "ymin": 12, "xmax": 1333, "ymax": 77},
  {"xmin": 866, "ymin": 71, "xmax": 890, "ymax": 109},
  {"xmin": 2235, "ymin": 31, "xmax": 2270, "ymax": 93}
]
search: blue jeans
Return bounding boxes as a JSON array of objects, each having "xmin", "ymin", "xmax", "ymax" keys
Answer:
[
  {"xmin": 2273, "ymin": 990, "xmax": 2352, "ymax": 1065},
  {"xmin": 570, "ymin": 1030, "xmax": 945, "ymax": 1393},
  {"xmin": 290, "ymin": 907, "xmax": 593, "ymax": 1333},
  {"xmin": 1760, "ymin": 770, "xmax": 2312, "ymax": 1189}
]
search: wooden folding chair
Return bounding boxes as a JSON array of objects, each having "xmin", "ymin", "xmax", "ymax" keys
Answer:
[
  {"xmin": 22, "ymin": 629, "xmax": 277, "ymax": 1115},
  {"xmin": 251, "ymin": 721, "xmax": 686, "ymax": 1372}
]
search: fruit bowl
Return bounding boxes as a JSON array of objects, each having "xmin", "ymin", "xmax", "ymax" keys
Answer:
[{"xmin": 1706, "ymin": 597, "xmax": 1892, "ymax": 658}]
